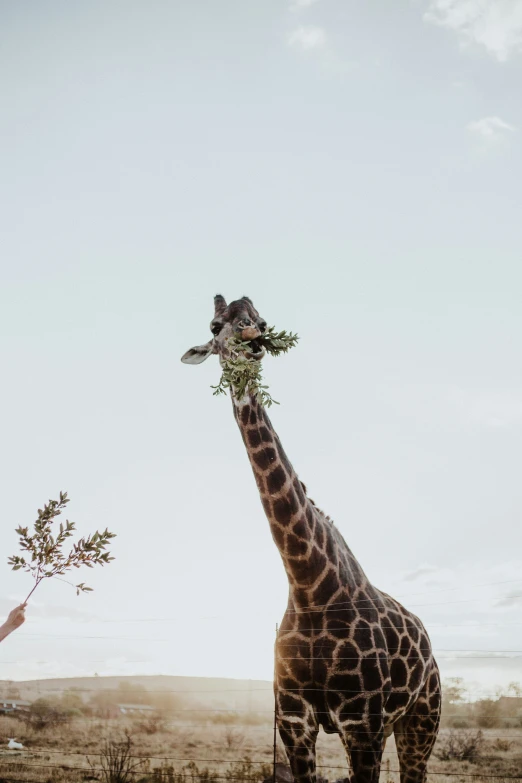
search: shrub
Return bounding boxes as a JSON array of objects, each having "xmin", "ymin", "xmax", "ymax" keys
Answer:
[
  {"xmin": 148, "ymin": 759, "xmax": 272, "ymax": 783},
  {"xmin": 475, "ymin": 698, "xmax": 500, "ymax": 728},
  {"xmin": 448, "ymin": 717, "xmax": 471, "ymax": 729},
  {"xmin": 26, "ymin": 697, "xmax": 72, "ymax": 730},
  {"xmin": 435, "ymin": 730, "xmax": 484, "ymax": 763},
  {"xmin": 210, "ymin": 712, "xmax": 239, "ymax": 726},
  {"xmin": 136, "ymin": 714, "xmax": 167, "ymax": 735},
  {"xmin": 90, "ymin": 731, "xmax": 149, "ymax": 783},
  {"xmin": 223, "ymin": 726, "xmax": 245, "ymax": 750},
  {"xmin": 491, "ymin": 738, "xmax": 513, "ymax": 752}
]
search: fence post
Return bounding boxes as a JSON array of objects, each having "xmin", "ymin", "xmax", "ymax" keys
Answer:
[{"xmin": 273, "ymin": 623, "xmax": 279, "ymax": 783}]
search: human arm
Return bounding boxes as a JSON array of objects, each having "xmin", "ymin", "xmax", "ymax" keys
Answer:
[{"xmin": 0, "ymin": 603, "xmax": 26, "ymax": 642}]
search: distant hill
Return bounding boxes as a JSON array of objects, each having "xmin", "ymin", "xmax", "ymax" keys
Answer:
[{"xmin": 0, "ymin": 675, "xmax": 274, "ymax": 712}]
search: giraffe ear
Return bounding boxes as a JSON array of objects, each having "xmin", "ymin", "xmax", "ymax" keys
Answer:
[{"xmin": 181, "ymin": 341, "xmax": 214, "ymax": 365}]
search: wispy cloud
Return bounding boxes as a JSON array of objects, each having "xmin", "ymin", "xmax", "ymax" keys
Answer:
[
  {"xmin": 403, "ymin": 564, "xmax": 439, "ymax": 582},
  {"xmin": 424, "ymin": 0, "xmax": 522, "ymax": 62},
  {"xmin": 287, "ymin": 26, "xmax": 327, "ymax": 51},
  {"xmin": 467, "ymin": 116, "xmax": 516, "ymax": 140},
  {"xmin": 290, "ymin": 0, "xmax": 322, "ymax": 9},
  {"xmin": 495, "ymin": 588, "xmax": 522, "ymax": 608}
]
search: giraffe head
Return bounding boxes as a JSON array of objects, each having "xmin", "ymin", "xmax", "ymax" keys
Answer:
[{"xmin": 181, "ymin": 295, "xmax": 267, "ymax": 365}]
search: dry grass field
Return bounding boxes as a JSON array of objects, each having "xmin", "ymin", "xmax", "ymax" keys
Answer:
[{"xmin": 0, "ymin": 712, "xmax": 521, "ymax": 783}]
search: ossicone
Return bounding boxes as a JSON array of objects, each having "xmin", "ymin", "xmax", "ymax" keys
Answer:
[{"xmin": 214, "ymin": 295, "xmax": 227, "ymax": 317}]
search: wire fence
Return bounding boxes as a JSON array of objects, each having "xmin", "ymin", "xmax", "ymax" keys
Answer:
[
  {"xmin": 2, "ymin": 578, "xmax": 522, "ymax": 781},
  {"xmin": 1, "ymin": 678, "xmax": 521, "ymax": 781}
]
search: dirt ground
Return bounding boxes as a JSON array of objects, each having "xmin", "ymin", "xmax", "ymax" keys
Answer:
[{"xmin": 0, "ymin": 715, "xmax": 521, "ymax": 782}]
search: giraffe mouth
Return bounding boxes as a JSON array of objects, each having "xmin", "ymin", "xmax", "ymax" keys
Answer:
[{"xmin": 243, "ymin": 339, "xmax": 266, "ymax": 360}]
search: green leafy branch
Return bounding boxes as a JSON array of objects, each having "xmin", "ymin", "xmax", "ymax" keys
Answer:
[
  {"xmin": 8, "ymin": 491, "xmax": 116, "ymax": 603},
  {"xmin": 212, "ymin": 354, "xmax": 277, "ymax": 407},
  {"xmin": 258, "ymin": 326, "xmax": 299, "ymax": 356},
  {"xmin": 211, "ymin": 325, "xmax": 299, "ymax": 407}
]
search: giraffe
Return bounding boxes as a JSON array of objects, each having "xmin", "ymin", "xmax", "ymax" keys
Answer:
[{"xmin": 182, "ymin": 295, "xmax": 441, "ymax": 783}]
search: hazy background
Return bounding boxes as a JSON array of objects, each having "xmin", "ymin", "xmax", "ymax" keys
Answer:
[{"xmin": 1, "ymin": 0, "xmax": 521, "ymax": 696}]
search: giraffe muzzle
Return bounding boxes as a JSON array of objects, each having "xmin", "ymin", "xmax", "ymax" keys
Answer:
[{"xmin": 240, "ymin": 327, "xmax": 266, "ymax": 360}]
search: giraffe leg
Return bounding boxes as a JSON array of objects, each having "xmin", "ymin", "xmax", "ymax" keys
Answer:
[
  {"xmin": 339, "ymin": 725, "xmax": 385, "ymax": 783},
  {"xmin": 394, "ymin": 668, "xmax": 442, "ymax": 783},
  {"xmin": 278, "ymin": 713, "xmax": 319, "ymax": 783}
]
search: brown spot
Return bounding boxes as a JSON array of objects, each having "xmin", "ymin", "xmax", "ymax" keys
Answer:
[
  {"xmin": 399, "ymin": 636, "xmax": 411, "ymax": 658},
  {"xmin": 352, "ymin": 618, "xmax": 374, "ymax": 652},
  {"xmin": 361, "ymin": 657, "xmax": 381, "ymax": 691},
  {"xmin": 312, "ymin": 568, "xmax": 340, "ymax": 605},
  {"xmin": 273, "ymin": 497, "xmax": 295, "ymax": 525},
  {"xmin": 389, "ymin": 611, "xmax": 405, "ymax": 633},
  {"xmin": 336, "ymin": 640, "xmax": 360, "ymax": 671},
  {"xmin": 286, "ymin": 533, "xmax": 309, "ymax": 557},
  {"xmin": 292, "ymin": 517, "xmax": 308, "ymax": 539},
  {"xmin": 241, "ymin": 406, "xmax": 250, "ymax": 426},
  {"xmin": 339, "ymin": 695, "xmax": 366, "ymax": 719},
  {"xmin": 278, "ymin": 692, "xmax": 305, "ymax": 716},
  {"xmin": 408, "ymin": 660, "xmax": 424, "ymax": 690},
  {"xmin": 390, "ymin": 658, "xmax": 408, "ymax": 688},
  {"xmin": 406, "ymin": 618, "xmax": 420, "ymax": 643},
  {"xmin": 259, "ymin": 426, "xmax": 272, "ymax": 443},
  {"xmin": 293, "ymin": 478, "xmax": 306, "ymax": 503},
  {"xmin": 315, "ymin": 520, "xmax": 325, "ymax": 550},
  {"xmin": 247, "ymin": 430, "xmax": 261, "ymax": 448},
  {"xmin": 325, "ymin": 533, "xmax": 339, "ymax": 566},
  {"xmin": 253, "ymin": 447, "xmax": 277, "ymax": 471},
  {"xmin": 275, "ymin": 439, "xmax": 293, "ymax": 473},
  {"xmin": 384, "ymin": 626, "xmax": 400, "ymax": 656},
  {"xmin": 386, "ymin": 690, "xmax": 410, "ymax": 713},
  {"xmin": 267, "ymin": 465, "xmax": 287, "ymax": 494}
]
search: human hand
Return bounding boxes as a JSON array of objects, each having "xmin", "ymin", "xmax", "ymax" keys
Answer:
[{"xmin": 6, "ymin": 603, "xmax": 26, "ymax": 630}]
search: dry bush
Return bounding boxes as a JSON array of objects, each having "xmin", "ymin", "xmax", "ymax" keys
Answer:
[
  {"xmin": 90, "ymin": 731, "xmax": 149, "ymax": 783},
  {"xmin": 148, "ymin": 758, "xmax": 272, "ymax": 783},
  {"xmin": 209, "ymin": 712, "xmax": 239, "ymax": 726},
  {"xmin": 435, "ymin": 729, "xmax": 484, "ymax": 762},
  {"xmin": 223, "ymin": 726, "xmax": 245, "ymax": 750},
  {"xmin": 491, "ymin": 738, "xmax": 513, "ymax": 752},
  {"xmin": 447, "ymin": 717, "xmax": 471, "ymax": 729},
  {"xmin": 474, "ymin": 699, "xmax": 500, "ymax": 728},
  {"xmin": 24, "ymin": 697, "xmax": 75, "ymax": 731},
  {"xmin": 135, "ymin": 714, "xmax": 168, "ymax": 735}
]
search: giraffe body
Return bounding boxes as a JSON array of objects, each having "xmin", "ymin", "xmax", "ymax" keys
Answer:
[{"xmin": 182, "ymin": 296, "xmax": 441, "ymax": 783}]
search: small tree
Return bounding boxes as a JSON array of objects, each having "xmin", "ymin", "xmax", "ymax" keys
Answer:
[
  {"xmin": 442, "ymin": 677, "xmax": 466, "ymax": 709},
  {"xmin": 224, "ymin": 726, "xmax": 245, "ymax": 750},
  {"xmin": 61, "ymin": 690, "xmax": 83, "ymax": 711},
  {"xmin": 117, "ymin": 680, "xmax": 148, "ymax": 705},
  {"xmin": 90, "ymin": 732, "xmax": 149, "ymax": 783},
  {"xmin": 8, "ymin": 491, "xmax": 115, "ymax": 602},
  {"xmin": 475, "ymin": 698, "xmax": 500, "ymax": 728},
  {"xmin": 435, "ymin": 730, "xmax": 483, "ymax": 762},
  {"xmin": 27, "ymin": 697, "xmax": 70, "ymax": 730}
]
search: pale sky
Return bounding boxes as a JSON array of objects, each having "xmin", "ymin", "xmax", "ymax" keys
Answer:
[{"xmin": 1, "ymin": 0, "xmax": 521, "ymax": 697}]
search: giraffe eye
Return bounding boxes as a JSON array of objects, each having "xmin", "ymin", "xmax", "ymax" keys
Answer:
[{"xmin": 211, "ymin": 323, "xmax": 222, "ymax": 336}]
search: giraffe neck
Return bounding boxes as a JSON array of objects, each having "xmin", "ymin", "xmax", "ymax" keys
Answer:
[{"xmin": 232, "ymin": 394, "xmax": 365, "ymax": 603}]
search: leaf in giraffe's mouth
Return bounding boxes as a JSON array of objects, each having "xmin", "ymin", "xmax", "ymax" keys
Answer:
[
  {"xmin": 258, "ymin": 327, "xmax": 299, "ymax": 356},
  {"xmin": 245, "ymin": 339, "xmax": 263, "ymax": 356},
  {"xmin": 210, "ymin": 325, "xmax": 299, "ymax": 407}
]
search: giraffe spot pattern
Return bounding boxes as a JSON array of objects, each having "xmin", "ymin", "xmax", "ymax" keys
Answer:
[
  {"xmin": 267, "ymin": 465, "xmax": 287, "ymax": 493},
  {"xmin": 253, "ymin": 447, "xmax": 277, "ymax": 470},
  {"xmin": 231, "ymin": 395, "xmax": 441, "ymax": 783}
]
